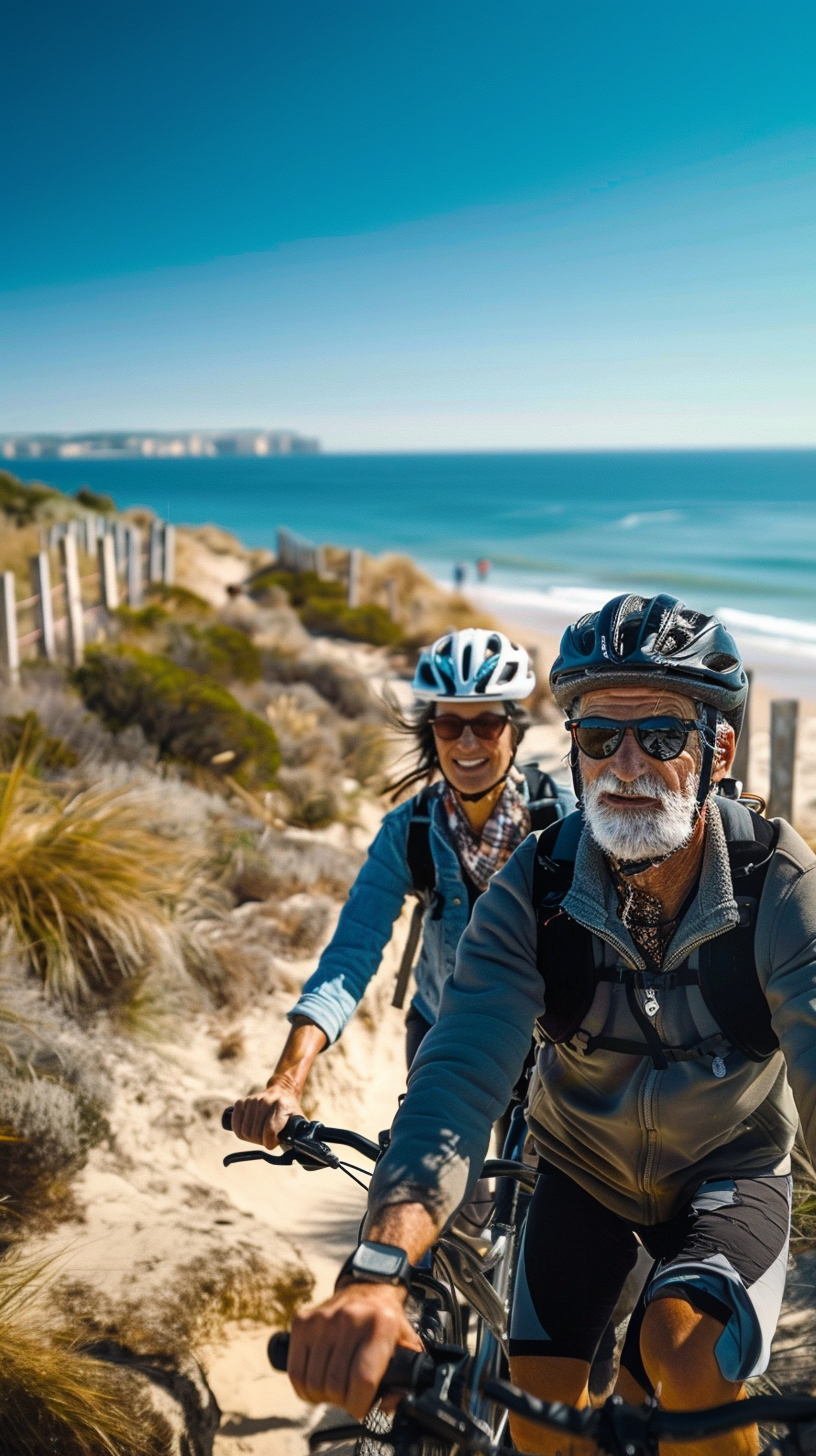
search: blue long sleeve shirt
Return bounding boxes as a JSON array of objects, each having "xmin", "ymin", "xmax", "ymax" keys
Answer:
[{"xmin": 288, "ymin": 788, "xmax": 472, "ymax": 1042}]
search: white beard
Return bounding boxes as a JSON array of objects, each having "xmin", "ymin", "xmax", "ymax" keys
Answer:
[{"xmin": 582, "ymin": 767, "xmax": 699, "ymax": 862}]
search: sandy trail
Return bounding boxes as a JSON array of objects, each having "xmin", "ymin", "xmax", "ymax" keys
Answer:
[{"xmin": 200, "ymin": 981, "xmax": 408, "ymax": 1456}]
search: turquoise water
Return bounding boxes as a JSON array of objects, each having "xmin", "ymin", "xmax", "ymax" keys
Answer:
[{"xmin": 11, "ymin": 451, "xmax": 816, "ymax": 670}]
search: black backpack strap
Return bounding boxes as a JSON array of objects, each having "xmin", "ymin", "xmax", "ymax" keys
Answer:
[
  {"xmin": 697, "ymin": 802, "xmax": 779, "ymax": 1062},
  {"xmin": 532, "ymin": 813, "xmax": 599, "ymax": 1045},
  {"xmin": 405, "ymin": 785, "xmax": 438, "ymax": 898},
  {"xmin": 393, "ymin": 786, "xmax": 440, "ymax": 1011},
  {"xmin": 522, "ymin": 764, "xmax": 575, "ymax": 832}
]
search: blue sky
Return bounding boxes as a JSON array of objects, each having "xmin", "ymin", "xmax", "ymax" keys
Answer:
[{"xmin": 1, "ymin": 0, "xmax": 814, "ymax": 448}]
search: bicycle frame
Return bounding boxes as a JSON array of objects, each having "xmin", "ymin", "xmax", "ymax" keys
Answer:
[{"xmin": 221, "ymin": 1102, "xmax": 534, "ymax": 1423}]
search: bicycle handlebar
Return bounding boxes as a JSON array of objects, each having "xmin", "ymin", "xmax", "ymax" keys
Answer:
[
  {"xmin": 222, "ymin": 1109, "xmax": 536, "ymax": 1188},
  {"xmin": 268, "ymin": 1331, "xmax": 437, "ymax": 1394},
  {"xmin": 222, "ymin": 1108, "xmax": 382, "ymax": 1162},
  {"xmin": 267, "ymin": 1332, "xmax": 816, "ymax": 1448}
]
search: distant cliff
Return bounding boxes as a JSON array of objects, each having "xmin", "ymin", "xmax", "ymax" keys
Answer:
[{"xmin": 1, "ymin": 429, "xmax": 320, "ymax": 461}]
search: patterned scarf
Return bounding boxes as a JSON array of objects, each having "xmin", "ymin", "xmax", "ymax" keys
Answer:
[
  {"xmin": 610, "ymin": 864, "xmax": 679, "ymax": 970},
  {"xmin": 443, "ymin": 768, "xmax": 532, "ymax": 892}
]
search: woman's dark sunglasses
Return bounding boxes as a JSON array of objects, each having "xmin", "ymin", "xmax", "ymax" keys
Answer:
[
  {"xmin": 431, "ymin": 712, "xmax": 510, "ymax": 742},
  {"xmin": 566, "ymin": 716, "xmax": 704, "ymax": 762}
]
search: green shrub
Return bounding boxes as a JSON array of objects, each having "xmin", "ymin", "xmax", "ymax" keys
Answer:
[
  {"xmin": 114, "ymin": 604, "xmax": 169, "ymax": 632},
  {"xmin": 250, "ymin": 568, "xmax": 402, "ymax": 647},
  {"xmin": 170, "ymin": 623, "xmax": 261, "ymax": 684},
  {"xmin": 75, "ymin": 647, "xmax": 279, "ymax": 789},
  {"xmin": 74, "ymin": 486, "xmax": 116, "ymax": 513},
  {"xmin": 0, "ymin": 471, "xmax": 60, "ymax": 525}
]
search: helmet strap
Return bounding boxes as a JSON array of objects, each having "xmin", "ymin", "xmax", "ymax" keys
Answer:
[{"xmin": 695, "ymin": 703, "xmax": 719, "ymax": 810}]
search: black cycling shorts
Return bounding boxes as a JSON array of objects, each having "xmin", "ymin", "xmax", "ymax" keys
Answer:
[{"xmin": 508, "ymin": 1162, "xmax": 791, "ymax": 1389}]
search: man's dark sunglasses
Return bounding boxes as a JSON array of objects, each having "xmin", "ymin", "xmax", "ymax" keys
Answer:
[
  {"xmin": 566, "ymin": 716, "xmax": 704, "ymax": 763},
  {"xmin": 431, "ymin": 712, "xmax": 510, "ymax": 742}
]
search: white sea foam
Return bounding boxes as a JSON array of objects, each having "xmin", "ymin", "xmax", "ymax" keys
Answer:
[{"xmin": 459, "ymin": 582, "xmax": 816, "ymax": 700}]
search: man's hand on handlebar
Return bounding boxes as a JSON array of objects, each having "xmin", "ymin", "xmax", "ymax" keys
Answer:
[
  {"xmin": 230, "ymin": 1076, "xmax": 304, "ymax": 1150},
  {"xmin": 288, "ymin": 1281, "xmax": 423, "ymax": 1421}
]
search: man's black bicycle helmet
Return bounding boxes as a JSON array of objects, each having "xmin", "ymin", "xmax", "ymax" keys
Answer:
[{"xmin": 549, "ymin": 593, "xmax": 748, "ymax": 738}]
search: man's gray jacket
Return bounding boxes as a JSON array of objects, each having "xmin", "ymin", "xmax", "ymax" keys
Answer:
[{"xmin": 367, "ymin": 800, "xmax": 816, "ymax": 1228}]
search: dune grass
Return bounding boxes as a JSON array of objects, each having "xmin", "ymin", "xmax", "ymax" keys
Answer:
[
  {"xmin": 0, "ymin": 740, "xmax": 196, "ymax": 1008},
  {"xmin": 58, "ymin": 1247, "xmax": 316, "ymax": 1361},
  {"xmin": 0, "ymin": 1255, "xmax": 163, "ymax": 1456}
]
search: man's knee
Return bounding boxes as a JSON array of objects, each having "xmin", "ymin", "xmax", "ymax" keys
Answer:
[
  {"xmin": 640, "ymin": 1297, "xmax": 740, "ymax": 1408},
  {"xmin": 508, "ymin": 1356, "xmax": 592, "ymax": 1455}
]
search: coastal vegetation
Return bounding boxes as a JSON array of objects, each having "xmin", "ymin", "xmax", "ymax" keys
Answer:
[
  {"xmin": 0, "ymin": 487, "xmax": 482, "ymax": 1451},
  {"xmin": 76, "ymin": 647, "xmax": 280, "ymax": 790},
  {"xmin": 251, "ymin": 566, "xmax": 403, "ymax": 647}
]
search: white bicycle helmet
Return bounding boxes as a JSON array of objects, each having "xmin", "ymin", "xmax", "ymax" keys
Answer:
[{"xmin": 412, "ymin": 629, "xmax": 536, "ymax": 702}]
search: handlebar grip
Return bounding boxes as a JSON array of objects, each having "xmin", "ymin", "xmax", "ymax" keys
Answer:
[
  {"xmin": 267, "ymin": 1332, "xmax": 435, "ymax": 1394},
  {"xmin": 222, "ymin": 1109, "xmax": 310, "ymax": 1138},
  {"xmin": 268, "ymin": 1331, "xmax": 289, "ymax": 1370}
]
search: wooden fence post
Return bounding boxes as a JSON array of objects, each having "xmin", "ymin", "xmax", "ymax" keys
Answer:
[
  {"xmin": 731, "ymin": 668, "xmax": 753, "ymax": 788},
  {"xmin": 148, "ymin": 519, "xmax": 163, "ymax": 582},
  {"xmin": 60, "ymin": 532, "xmax": 85, "ymax": 667},
  {"xmin": 348, "ymin": 548, "xmax": 362, "ymax": 609},
  {"xmin": 98, "ymin": 534, "xmax": 119, "ymax": 610},
  {"xmin": 84, "ymin": 515, "xmax": 98, "ymax": 555},
  {"xmin": 127, "ymin": 526, "xmax": 143, "ymax": 607},
  {"xmin": 162, "ymin": 523, "xmax": 175, "ymax": 585},
  {"xmin": 768, "ymin": 699, "xmax": 798, "ymax": 821},
  {"xmin": 114, "ymin": 521, "xmax": 126, "ymax": 571},
  {"xmin": 30, "ymin": 552, "xmax": 56, "ymax": 661},
  {"xmin": 0, "ymin": 572, "xmax": 19, "ymax": 685}
]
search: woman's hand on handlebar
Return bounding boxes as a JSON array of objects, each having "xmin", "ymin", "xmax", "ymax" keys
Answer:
[
  {"xmin": 230, "ymin": 1078, "xmax": 304, "ymax": 1150},
  {"xmin": 232, "ymin": 1019, "xmax": 329, "ymax": 1148},
  {"xmin": 288, "ymin": 1282, "xmax": 423, "ymax": 1421}
]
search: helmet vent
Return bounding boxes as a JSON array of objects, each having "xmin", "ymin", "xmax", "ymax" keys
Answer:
[
  {"xmin": 573, "ymin": 615, "xmax": 596, "ymax": 655},
  {"xmin": 613, "ymin": 595, "xmax": 647, "ymax": 657},
  {"xmin": 703, "ymin": 652, "xmax": 740, "ymax": 673}
]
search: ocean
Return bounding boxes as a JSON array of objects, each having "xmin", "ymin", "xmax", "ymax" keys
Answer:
[{"xmin": 11, "ymin": 450, "xmax": 816, "ymax": 694}]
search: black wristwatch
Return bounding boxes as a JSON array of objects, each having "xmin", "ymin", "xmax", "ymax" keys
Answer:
[{"xmin": 339, "ymin": 1240, "xmax": 411, "ymax": 1292}]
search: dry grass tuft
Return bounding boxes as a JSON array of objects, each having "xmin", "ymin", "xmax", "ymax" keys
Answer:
[
  {"xmin": 59, "ymin": 1247, "xmax": 316, "ymax": 1361},
  {"xmin": 0, "ymin": 1254, "xmax": 165, "ymax": 1456},
  {"xmin": 0, "ymin": 747, "xmax": 198, "ymax": 1008}
]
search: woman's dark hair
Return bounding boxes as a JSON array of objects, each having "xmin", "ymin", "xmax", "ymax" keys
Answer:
[{"xmin": 382, "ymin": 690, "xmax": 530, "ymax": 802}]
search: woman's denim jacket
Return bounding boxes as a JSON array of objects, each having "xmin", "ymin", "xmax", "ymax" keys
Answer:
[{"xmin": 288, "ymin": 787, "xmax": 471, "ymax": 1042}]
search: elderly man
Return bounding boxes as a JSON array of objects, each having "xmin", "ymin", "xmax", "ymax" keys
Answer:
[{"xmin": 284, "ymin": 595, "xmax": 816, "ymax": 1456}]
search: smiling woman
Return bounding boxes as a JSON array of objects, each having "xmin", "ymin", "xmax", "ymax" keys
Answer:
[{"xmin": 229, "ymin": 627, "xmax": 573, "ymax": 1152}]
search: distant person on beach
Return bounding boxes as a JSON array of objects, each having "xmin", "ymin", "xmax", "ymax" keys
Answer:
[
  {"xmin": 452, "ymin": 562, "xmax": 466, "ymax": 589},
  {"xmin": 283, "ymin": 593, "xmax": 816, "ymax": 1454},
  {"xmin": 231, "ymin": 627, "xmax": 572, "ymax": 1134},
  {"xmin": 476, "ymin": 556, "xmax": 490, "ymax": 581}
]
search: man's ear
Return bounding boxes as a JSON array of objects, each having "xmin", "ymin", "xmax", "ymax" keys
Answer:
[{"xmin": 711, "ymin": 722, "xmax": 736, "ymax": 783}]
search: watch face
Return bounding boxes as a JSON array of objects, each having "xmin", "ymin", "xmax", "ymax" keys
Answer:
[{"xmin": 354, "ymin": 1242, "xmax": 406, "ymax": 1280}]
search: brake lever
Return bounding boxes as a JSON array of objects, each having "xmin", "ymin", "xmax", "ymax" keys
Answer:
[
  {"xmin": 223, "ymin": 1135, "xmax": 341, "ymax": 1172},
  {"xmin": 223, "ymin": 1147, "xmax": 298, "ymax": 1168}
]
